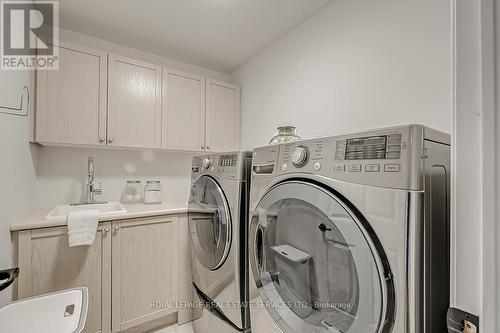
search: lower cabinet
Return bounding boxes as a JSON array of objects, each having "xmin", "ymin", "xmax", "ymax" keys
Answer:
[
  {"xmin": 16, "ymin": 222, "xmax": 111, "ymax": 333},
  {"xmin": 111, "ymin": 216, "xmax": 178, "ymax": 332},
  {"xmin": 13, "ymin": 214, "xmax": 192, "ymax": 333}
]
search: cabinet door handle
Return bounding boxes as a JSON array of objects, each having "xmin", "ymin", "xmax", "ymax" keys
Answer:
[
  {"xmin": 114, "ymin": 225, "xmax": 119, "ymax": 231},
  {"xmin": 201, "ymin": 145, "xmax": 205, "ymax": 150},
  {"xmin": 99, "ymin": 137, "xmax": 105, "ymax": 143},
  {"xmin": 104, "ymin": 227, "xmax": 110, "ymax": 233},
  {"xmin": 108, "ymin": 138, "xmax": 114, "ymax": 144},
  {"xmin": 206, "ymin": 146, "xmax": 210, "ymax": 150}
]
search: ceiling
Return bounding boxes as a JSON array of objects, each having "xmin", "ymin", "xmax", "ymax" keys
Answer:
[{"xmin": 51, "ymin": 0, "xmax": 334, "ymax": 73}]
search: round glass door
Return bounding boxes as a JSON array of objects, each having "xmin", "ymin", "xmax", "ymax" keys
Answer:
[
  {"xmin": 250, "ymin": 181, "xmax": 395, "ymax": 333},
  {"xmin": 189, "ymin": 175, "xmax": 232, "ymax": 270}
]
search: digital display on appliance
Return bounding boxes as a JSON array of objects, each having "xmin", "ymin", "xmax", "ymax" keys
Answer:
[
  {"xmin": 219, "ymin": 154, "xmax": 237, "ymax": 166},
  {"xmin": 335, "ymin": 133, "xmax": 402, "ymax": 161},
  {"xmin": 345, "ymin": 136, "xmax": 387, "ymax": 160}
]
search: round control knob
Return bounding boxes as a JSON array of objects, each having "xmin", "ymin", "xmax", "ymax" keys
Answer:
[
  {"xmin": 291, "ymin": 146, "xmax": 309, "ymax": 167},
  {"xmin": 202, "ymin": 158, "xmax": 212, "ymax": 169}
]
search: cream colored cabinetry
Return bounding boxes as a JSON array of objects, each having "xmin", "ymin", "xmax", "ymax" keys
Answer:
[
  {"xmin": 108, "ymin": 55, "xmax": 162, "ymax": 149},
  {"xmin": 111, "ymin": 216, "xmax": 178, "ymax": 332},
  {"xmin": 176, "ymin": 214, "xmax": 193, "ymax": 325},
  {"xmin": 36, "ymin": 42, "xmax": 107, "ymax": 146},
  {"xmin": 206, "ymin": 79, "xmax": 240, "ymax": 152},
  {"xmin": 35, "ymin": 41, "xmax": 240, "ymax": 151},
  {"xmin": 15, "ymin": 223, "xmax": 112, "ymax": 333},
  {"xmin": 13, "ymin": 214, "xmax": 192, "ymax": 333},
  {"xmin": 162, "ymin": 69, "xmax": 205, "ymax": 151},
  {"xmin": 162, "ymin": 72, "xmax": 241, "ymax": 152}
]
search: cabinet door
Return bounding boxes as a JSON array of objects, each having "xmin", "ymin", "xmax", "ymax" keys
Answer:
[
  {"xmin": 162, "ymin": 69, "xmax": 205, "ymax": 151},
  {"xmin": 206, "ymin": 79, "xmax": 240, "ymax": 152},
  {"xmin": 177, "ymin": 213, "xmax": 194, "ymax": 324},
  {"xmin": 108, "ymin": 55, "xmax": 162, "ymax": 149},
  {"xmin": 111, "ymin": 216, "xmax": 178, "ymax": 332},
  {"xmin": 36, "ymin": 42, "xmax": 107, "ymax": 146},
  {"xmin": 16, "ymin": 223, "xmax": 112, "ymax": 333}
]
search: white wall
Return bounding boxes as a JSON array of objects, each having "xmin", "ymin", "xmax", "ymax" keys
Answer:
[
  {"xmin": 232, "ymin": 0, "xmax": 451, "ymax": 149},
  {"xmin": 0, "ymin": 70, "xmax": 37, "ymax": 305},
  {"xmin": 451, "ymin": 1, "xmax": 500, "ymax": 330},
  {"xmin": 35, "ymin": 147, "xmax": 194, "ymax": 206},
  {"xmin": 496, "ymin": 1, "xmax": 500, "ymax": 329},
  {"xmin": 32, "ymin": 29, "xmax": 233, "ymax": 207},
  {"xmin": 450, "ymin": 0, "xmax": 488, "ymax": 321}
]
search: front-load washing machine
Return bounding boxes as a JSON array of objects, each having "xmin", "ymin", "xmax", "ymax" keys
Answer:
[
  {"xmin": 248, "ymin": 125, "xmax": 450, "ymax": 333},
  {"xmin": 188, "ymin": 151, "xmax": 252, "ymax": 333}
]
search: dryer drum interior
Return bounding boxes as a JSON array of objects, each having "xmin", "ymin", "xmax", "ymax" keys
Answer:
[{"xmin": 250, "ymin": 180, "xmax": 395, "ymax": 333}]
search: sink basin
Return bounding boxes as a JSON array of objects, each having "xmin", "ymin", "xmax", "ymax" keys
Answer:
[
  {"xmin": 0, "ymin": 287, "xmax": 88, "ymax": 333},
  {"xmin": 46, "ymin": 201, "xmax": 127, "ymax": 219}
]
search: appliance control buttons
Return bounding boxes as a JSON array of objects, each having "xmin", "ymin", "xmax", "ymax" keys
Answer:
[
  {"xmin": 365, "ymin": 164, "xmax": 380, "ymax": 172},
  {"xmin": 384, "ymin": 164, "xmax": 401, "ymax": 172},
  {"xmin": 387, "ymin": 136, "xmax": 402, "ymax": 146},
  {"xmin": 335, "ymin": 140, "xmax": 347, "ymax": 160},
  {"xmin": 386, "ymin": 152, "xmax": 401, "ymax": 159},
  {"xmin": 281, "ymin": 163, "xmax": 288, "ymax": 172},
  {"xmin": 313, "ymin": 162, "xmax": 321, "ymax": 171},
  {"xmin": 202, "ymin": 158, "xmax": 212, "ymax": 169},
  {"xmin": 291, "ymin": 146, "xmax": 309, "ymax": 167},
  {"xmin": 334, "ymin": 164, "xmax": 345, "ymax": 172},
  {"xmin": 349, "ymin": 164, "xmax": 362, "ymax": 172},
  {"xmin": 386, "ymin": 145, "xmax": 401, "ymax": 152}
]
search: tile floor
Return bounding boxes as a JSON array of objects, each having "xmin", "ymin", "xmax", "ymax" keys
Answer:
[
  {"xmin": 154, "ymin": 322, "xmax": 194, "ymax": 333},
  {"xmin": 153, "ymin": 296, "xmax": 280, "ymax": 333}
]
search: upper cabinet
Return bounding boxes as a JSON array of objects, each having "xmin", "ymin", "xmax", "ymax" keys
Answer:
[
  {"xmin": 108, "ymin": 55, "xmax": 162, "ymax": 149},
  {"xmin": 36, "ymin": 42, "xmax": 107, "ymax": 145},
  {"xmin": 163, "ymin": 69, "xmax": 205, "ymax": 151},
  {"xmin": 163, "ymin": 73, "xmax": 241, "ymax": 152},
  {"xmin": 35, "ymin": 41, "xmax": 240, "ymax": 152},
  {"xmin": 206, "ymin": 79, "xmax": 240, "ymax": 152}
]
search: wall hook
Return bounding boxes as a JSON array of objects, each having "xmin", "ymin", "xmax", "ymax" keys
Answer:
[{"xmin": 0, "ymin": 85, "xmax": 30, "ymax": 117}]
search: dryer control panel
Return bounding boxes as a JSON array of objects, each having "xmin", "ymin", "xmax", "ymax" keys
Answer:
[
  {"xmin": 191, "ymin": 151, "xmax": 251, "ymax": 182},
  {"xmin": 276, "ymin": 127, "xmax": 416, "ymax": 189},
  {"xmin": 252, "ymin": 125, "xmax": 449, "ymax": 191}
]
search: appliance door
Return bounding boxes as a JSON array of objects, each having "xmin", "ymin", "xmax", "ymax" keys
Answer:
[
  {"xmin": 249, "ymin": 180, "xmax": 395, "ymax": 333},
  {"xmin": 189, "ymin": 175, "xmax": 232, "ymax": 271}
]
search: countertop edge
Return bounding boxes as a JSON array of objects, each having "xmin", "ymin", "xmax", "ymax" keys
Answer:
[{"xmin": 10, "ymin": 205, "xmax": 189, "ymax": 232}]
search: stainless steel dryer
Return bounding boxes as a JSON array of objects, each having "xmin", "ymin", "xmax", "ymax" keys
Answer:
[
  {"xmin": 189, "ymin": 151, "xmax": 252, "ymax": 333},
  {"xmin": 248, "ymin": 125, "xmax": 450, "ymax": 333}
]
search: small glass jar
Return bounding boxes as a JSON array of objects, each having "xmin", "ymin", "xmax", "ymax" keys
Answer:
[
  {"xmin": 269, "ymin": 126, "xmax": 301, "ymax": 145},
  {"xmin": 144, "ymin": 181, "xmax": 162, "ymax": 204},
  {"xmin": 122, "ymin": 180, "xmax": 143, "ymax": 204}
]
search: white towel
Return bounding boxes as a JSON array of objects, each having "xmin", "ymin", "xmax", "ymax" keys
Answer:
[{"xmin": 67, "ymin": 209, "xmax": 99, "ymax": 247}]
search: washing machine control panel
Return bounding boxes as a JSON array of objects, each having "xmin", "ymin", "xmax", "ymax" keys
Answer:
[
  {"xmin": 279, "ymin": 139, "xmax": 327, "ymax": 172},
  {"xmin": 291, "ymin": 145, "xmax": 309, "ymax": 167},
  {"xmin": 202, "ymin": 158, "xmax": 212, "ymax": 169},
  {"xmin": 192, "ymin": 152, "xmax": 251, "ymax": 182},
  {"xmin": 264, "ymin": 125, "xmax": 429, "ymax": 190}
]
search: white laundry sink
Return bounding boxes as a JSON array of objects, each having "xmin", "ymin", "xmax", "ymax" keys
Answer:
[
  {"xmin": 0, "ymin": 287, "xmax": 88, "ymax": 333},
  {"xmin": 46, "ymin": 201, "xmax": 126, "ymax": 219}
]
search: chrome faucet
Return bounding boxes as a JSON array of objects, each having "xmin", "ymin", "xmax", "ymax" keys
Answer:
[{"xmin": 86, "ymin": 156, "xmax": 103, "ymax": 204}]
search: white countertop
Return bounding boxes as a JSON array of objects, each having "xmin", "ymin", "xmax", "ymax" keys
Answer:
[{"xmin": 10, "ymin": 202, "xmax": 188, "ymax": 231}]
